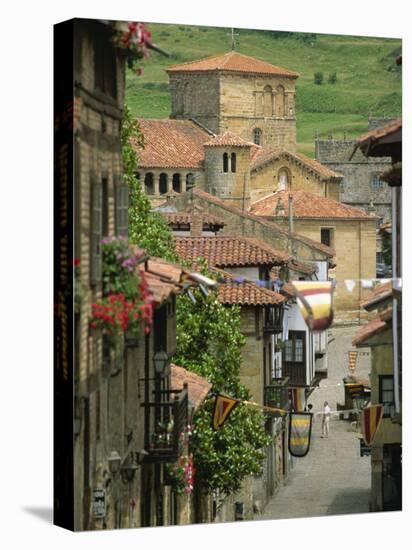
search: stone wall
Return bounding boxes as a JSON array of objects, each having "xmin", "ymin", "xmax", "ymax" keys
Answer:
[
  {"xmin": 205, "ymin": 145, "xmax": 251, "ymax": 210},
  {"xmin": 316, "ymin": 138, "xmax": 392, "ymax": 223},
  {"xmin": 219, "ymin": 73, "xmax": 296, "ymax": 149},
  {"xmin": 251, "ymin": 155, "xmax": 340, "ymax": 204}
]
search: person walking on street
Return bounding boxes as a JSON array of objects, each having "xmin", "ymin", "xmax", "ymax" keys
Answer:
[{"xmin": 321, "ymin": 401, "xmax": 331, "ymax": 438}]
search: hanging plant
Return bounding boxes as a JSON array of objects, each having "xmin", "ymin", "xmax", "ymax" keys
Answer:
[
  {"xmin": 165, "ymin": 425, "xmax": 195, "ymax": 494},
  {"xmin": 111, "ymin": 21, "xmax": 152, "ymax": 71},
  {"xmin": 90, "ymin": 237, "xmax": 153, "ymax": 349}
]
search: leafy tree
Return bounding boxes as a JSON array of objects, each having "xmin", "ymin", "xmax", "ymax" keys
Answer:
[
  {"xmin": 328, "ymin": 71, "xmax": 337, "ymax": 84},
  {"xmin": 314, "ymin": 71, "xmax": 324, "ymax": 85},
  {"xmin": 121, "ymin": 105, "xmax": 178, "ymax": 262},
  {"xmin": 173, "ymin": 265, "xmax": 271, "ymax": 498}
]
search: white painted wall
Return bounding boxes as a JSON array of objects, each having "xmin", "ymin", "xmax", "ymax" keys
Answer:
[{"xmin": 226, "ymin": 266, "xmax": 260, "ymax": 280}]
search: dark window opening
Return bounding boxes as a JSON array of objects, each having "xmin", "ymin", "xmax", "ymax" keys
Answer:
[
  {"xmin": 372, "ymin": 174, "xmax": 384, "ymax": 189},
  {"xmin": 90, "ymin": 176, "xmax": 102, "ymax": 285},
  {"xmin": 186, "ymin": 173, "xmax": 195, "ymax": 191},
  {"xmin": 144, "ymin": 172, "xmax": 154, "ymax": 195},
  {"xmin": 102, "ymin": 178, "xmax": 109, "ymax": 237},
  {"xmin": 284, "ymin": 331, "xmax": 305, "ymax": 363},
  {"xmin": 321, "ymin": 228, "xmax": 333, "ymax": 248},
  {"xmin": 253, "ymin": 128, "xmax": 262, "ymax": 145},
  {"xmin": 159, "ymin": 173, "xmax": 168, "ymax": 194},
  {"xmin": 231, "ymin": 153, "xmax": 237, "ymax": 173},
  {"xmin": 223, "ymin": 153, "xmax": 229, "ymax": 173},
  {"xmin": 172, "ymin": 173, "xmax": 181, "ymax": 193},
  {"xmin": 380, "ymin": 375, "xmax": 395, "ymax": 417},
  {"xmin": 94, "ymin": 32, "xmax": 117, "ymax": 98},
  {"xmin": 116, "ymin": 181, "xmax": 129, "ymax": 237}
]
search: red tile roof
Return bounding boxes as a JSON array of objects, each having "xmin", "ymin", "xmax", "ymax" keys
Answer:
[
  {"xmin": 361, "ymin": 281, "xmax": 393, "ymax": 310},
  {"xmin": 162, "ymin": 211, "xmax": 225, "ymax": 228},
  {"xmin": 352, "ymin": 308, "xmax": 392, "ymax": 346},
  {"xmin": 174, "ymin": 235, "xmax": 291, "ymax": 268},
  {"xmin": 249, "ymin": 190, "xmax": 376, "ymax": 220},
  {"xmin": 191, "ymin": 189, "xmax": 336, "ymax": 258},
  {"xmin": 167, "ymin": 51, "xmax": 299, "ymax": 78},
  {"xmin": 132, "ymin": 119, "xmax": 211, "ymax": 169},
  {"xmin": 170, "ymin": 364, "xmax": 212, "ymax": 410},
  {"xmin": 357, "ymin": 118, "xmax": 402, "ymax": 146},
  {"xmin": 251, "ymin": 147, "xmax": 343, "ymax": 181},
  {"xmin": 212, "ymin": 268, "xmax": 286, "ymax": 306},
  {"xmin": 204, "ymin": 131, "xmax": 253, "ymax": 148}
]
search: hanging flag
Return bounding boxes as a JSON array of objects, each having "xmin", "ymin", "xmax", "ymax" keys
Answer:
[
  {"xmin": 212, "ymin": 394, "xmax": 239, "ymax": 430},
  {"xmin": 361, "ymin": 279, "xmax": 374, "ymax": 289},
  {"xmin": 289, "ymin": 412, "xmax": 313, "ymax": 457},
  {"xmin": 348, "ymin": 350, "xmax": 358, "ymax": 374},
  {"xmin": 361, "ymin": 405, "xmax": 384, "ymax": 446},
  {"xmin": 345, "ymin": 279, "xmax": 356, "ymax": 293},
  {"xmin": 292, "ymin": 281, "xmax": 335, "ymax": 331}
]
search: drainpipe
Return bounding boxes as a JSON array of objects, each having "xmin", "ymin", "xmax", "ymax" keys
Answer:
[
  {"xmin": 391, "ymin": 186, "xmax": 400, "ymax": 415},
  {"xmin": 288, "ymin": 193, "xmax": 294, "ymax": 255}
]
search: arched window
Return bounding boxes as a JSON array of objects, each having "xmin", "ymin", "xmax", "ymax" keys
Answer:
[
  {"xmin": 253, "ymin": 128, "xmax": 262, "ymax": 145},
  {"xmin": 223, "ymin": 153, "xmax": 229, "ymax": 173},
  {"xmin": 144, "ymin": 172, "xmax": 154, "ymax": 195},
  {"xmin": 276, "ymin": 85, "xmax": 285, "ymax": 117},
  {"xmin": 186, "ymin": 173, "xmax": 195, "ymax": 191},
  {"xmin": 172, "ymin": 173, "xmax": 181, "ymax": 193},
  {"xmin": 278, "ymin": 168, "xmax": 290, "ymax": 190},
  {"xmin": 231, "ymin": 153, "xmax": 237, "ymax": 173},
  {"xmin": 159, "ymin": 173, "xmax": 168, "ymax": 194},
  {"xmin": 264, "ymin": 85, "xmax": 273, "ymax": 117}
]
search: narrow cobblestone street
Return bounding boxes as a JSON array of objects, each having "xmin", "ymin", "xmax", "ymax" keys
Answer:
[{"xmin": 257, "ymin": 326, "xmax": 372, "ymax": 521}]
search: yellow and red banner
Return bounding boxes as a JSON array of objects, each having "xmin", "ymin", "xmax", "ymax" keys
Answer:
[
  {"xmin": 361, "ymin": 405, "xmax": 384, "ymax": 446},
  {"xmin": 212, "ymin": 394, "xmax": 239, "ymax": 430},
  {"xmin": 292, "ymin": 281, "xmax": 335, "ymax": 332},
  {"xmin": 291, "ymin": 387, "xmax": 306, "ymax": 412},
  {"xmin": 348, "ymin": 351, "xmax": 358, "ymax": 374},
  {"xmin": 288, "ymin": 412, "xmax": 313, "ymax": 457}
]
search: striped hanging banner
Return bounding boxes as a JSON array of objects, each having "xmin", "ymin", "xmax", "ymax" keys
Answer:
[
  {"xmin": 289, "ymin": 412, "xmax": 313, "ymax": 457},
  {"xmin": 348, "ymin": 351, "xmax": 358, "ymax": 374},
  {"xmin": 361, "ymin": 405, "xmax": 384, "ymax": 445},
  {"xmin": 292, "ymin": 281, "xmax": 335, "ymax": 332},
  {"xmin": 211, "ymin": 394, "xmax": 239, "ymax": 430}
]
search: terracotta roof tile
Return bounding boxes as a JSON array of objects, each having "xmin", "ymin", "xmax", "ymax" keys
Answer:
[
  {"xmin": 170, "ymin": 364, "xmax": 212, "ymax": 410},
  {"xmin": 212, "ymin": 268, "xmax": 286, "ymax": 306},
  {"xmin": 357, "ymin": 118, "xmax": 402, "ymax": 146},
  {"xmin": 174, "ymin": 235, "xmax": 291, "ymax": 268},
  {"xmin": 132, "ymin": 119, "xmax": 211, "ymax": 169},
  {"xmin": 251, "ymin": 147, "xmax": 343, "ymax": 181},
  {"xmin": 352, "ymin": 306, "xmax": 392, "ymax": 346},
  {"xmin": 191, "ymin": 189, "xmax": 336, "ymax": 258},
  {"xmin": 162, "ymin": 211, "xmax": 225, "ymax": 228},
  {"xmin": 204, "ymin": 131, "xmax": 253, "ymax": 147},
  {"xmin": 249, "ymin": 190, "xmax": 376, "ymax": 220},
  {"xmin": 167, "ymin": 51, "xmax": 299, "ymax": 78},
  {"xmin": 361, "ymin": 281, "xmax": 393, "ymax": 310}
]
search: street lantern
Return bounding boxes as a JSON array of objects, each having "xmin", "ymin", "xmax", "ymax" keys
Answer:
[
  {"xmin": 120, "ymin": 455, "xmax": 139, "ymax": 483},
  {"xmin": 108, "ymin": 451, "xmax": 121, "ymax": 474},
  {"xmin": 153, "ymin": 350, "xmax": 169, "ymax": 377}
]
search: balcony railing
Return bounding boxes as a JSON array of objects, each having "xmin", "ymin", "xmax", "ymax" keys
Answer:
[
  {"xmin": 263, "ymin": 306, "xmax": 284, "ymax": 334},
  {"xmin": 264, "ymin": 377, "xmax": 290, "ymax": 410},
  {"xmin": 142, "ymin": 385, "xmax": 188, "ymax": 464}
]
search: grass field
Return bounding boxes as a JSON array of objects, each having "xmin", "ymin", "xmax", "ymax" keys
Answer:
[{"xmin": 125, "ymin": 23, "xmax": 401, "ymax": 157}]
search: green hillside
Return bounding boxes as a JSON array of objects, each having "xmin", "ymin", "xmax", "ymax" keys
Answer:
[{"xmin": 126, "ymin": 23, "xmax": 401, "ymax": 157}]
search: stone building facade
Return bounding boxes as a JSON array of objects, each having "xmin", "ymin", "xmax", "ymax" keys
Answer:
[{"xmin": 167, "ymin": 51, "xmax": 298, "ymax": 149}]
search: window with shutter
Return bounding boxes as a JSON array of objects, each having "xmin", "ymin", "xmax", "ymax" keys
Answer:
[
  {"xmin": 116, "ymin": 180, "xmax": 129, "ymax": 237},
  {"xmin": 90, "ymin": 176, "xmax": 102, "ymax": 285}
]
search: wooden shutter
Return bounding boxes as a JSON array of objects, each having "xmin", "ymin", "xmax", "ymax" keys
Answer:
[
  {"xmin": 90, "ymin": 174, "xmax": 102, "ymax": 285},
  {"xmin": 115, "ymin": 176, "xmax": 129, "ymax": 237}
]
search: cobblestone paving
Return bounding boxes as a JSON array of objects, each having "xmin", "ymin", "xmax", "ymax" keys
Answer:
[{"xmin": 257, "ymin": 326, "xmax": 372, "ymax": 521}]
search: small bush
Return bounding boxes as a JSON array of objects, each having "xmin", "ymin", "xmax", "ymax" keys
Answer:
[
  {"xmin": 314, "ymin": 72, "xmax": 324, "ymax": 85},
  {"xmin": 328, "ymin": 72, "xmax": 337, "ymax": 84}
]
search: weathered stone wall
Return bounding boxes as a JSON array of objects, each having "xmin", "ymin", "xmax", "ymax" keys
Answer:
[
  {"xmin": 316, "ymin": 139, "xmax": 392, "ymax": 223},
  {"xmin": 169, "ymin": 72, "xmax": 220, "ymax": 133},
  {"xmin": 250, "ymin": 155, "xmax": 340, "ymax": 204},
  {"xmin": 205, "ymin": 145, "xmax": 251, "ymax": 209},
  {"xmin": 219, "ymin": 73, "xmax": 296, "ymax": 149},
  {"xmin": 239, "ymin": 307, "xmax": 264, "ymax": 403},
  {"xmin": 275, "ymin": 217, "xmax": 376, "ymax": 323}
]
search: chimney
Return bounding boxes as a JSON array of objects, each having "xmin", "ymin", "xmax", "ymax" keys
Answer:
[{"xmin": 190, "ymin": 211, "xmax": 203, "ymax": 237}]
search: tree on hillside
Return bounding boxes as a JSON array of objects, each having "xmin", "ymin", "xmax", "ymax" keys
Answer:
[
  {"xmin": 121, "ymin": 105, "xmax": 177, "ymax": 262},
  {"xmin": 173, "ymin": 265, "xmax": 271, "ymax": 499}
]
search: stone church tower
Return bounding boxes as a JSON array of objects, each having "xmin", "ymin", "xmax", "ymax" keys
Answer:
[{"xmin": 167, "ymin": 51, "xmax": 299, "ymax": 150}]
